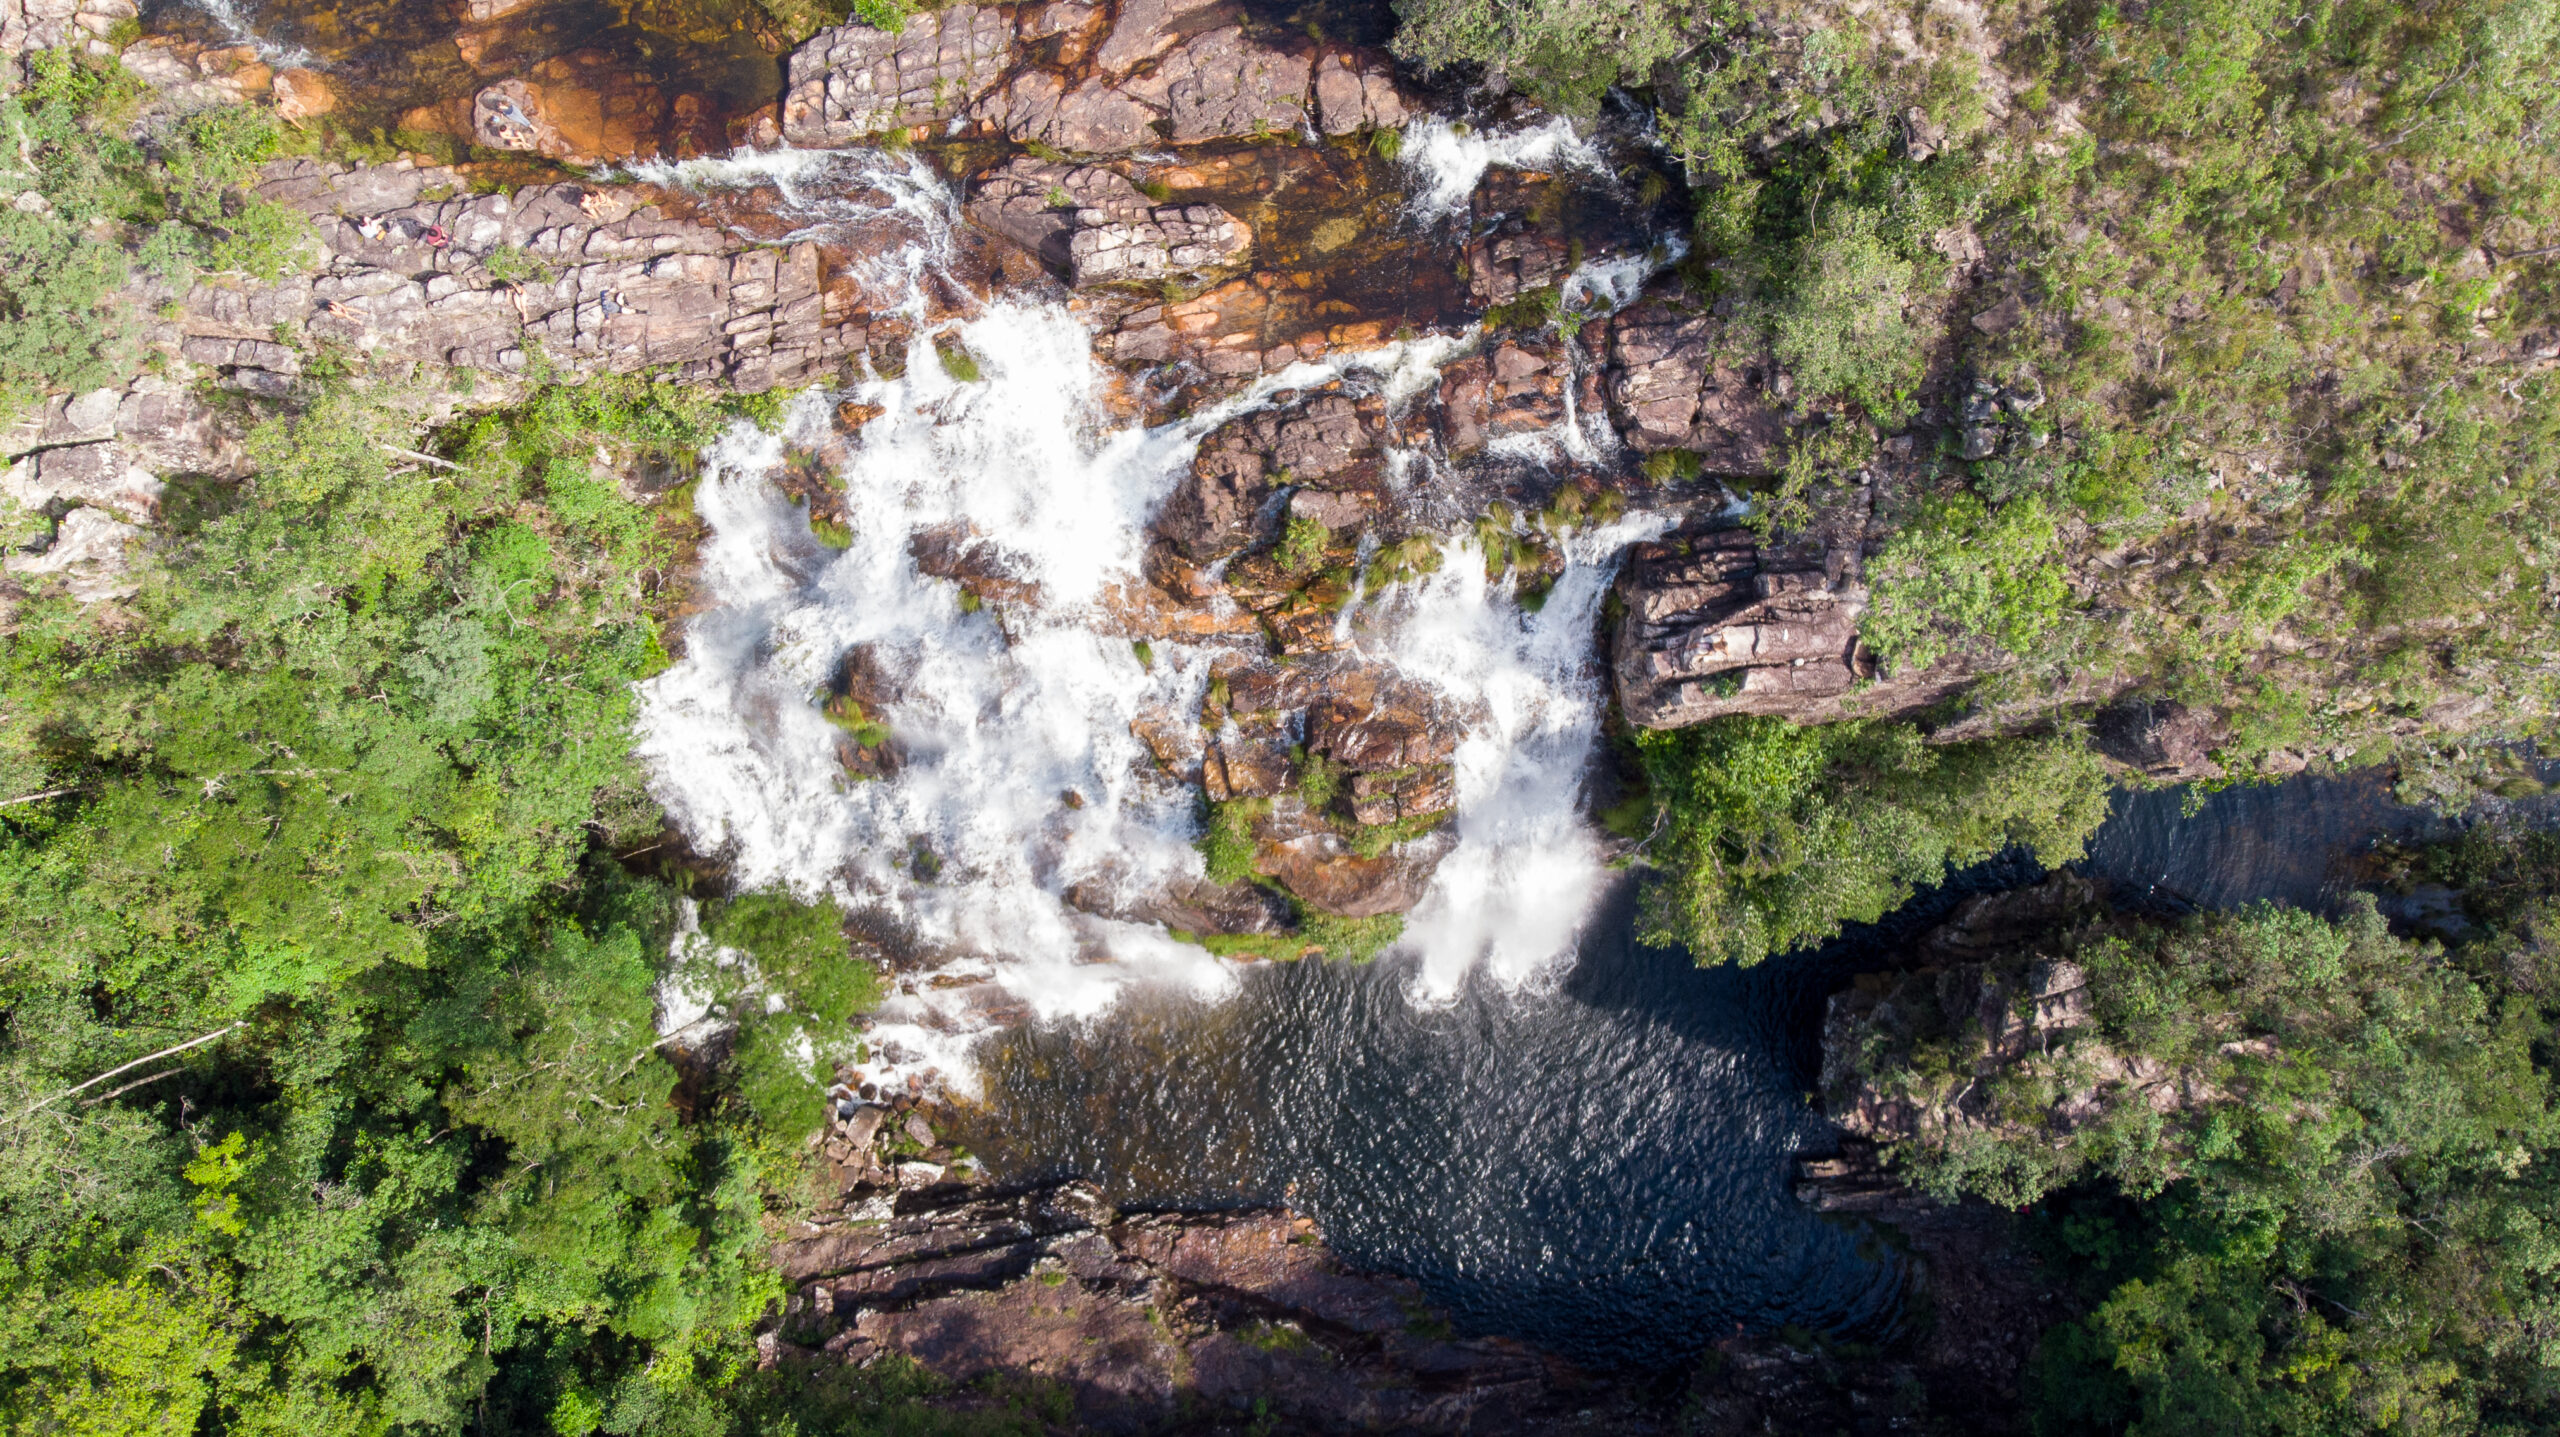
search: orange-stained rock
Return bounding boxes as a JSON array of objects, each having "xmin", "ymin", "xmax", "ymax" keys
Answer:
[
  {"xmin": 1251, "ymin": 808, "xmax": 1451, "ymax": 918},
  {"xmin": 1093, "ymin": 578, "xmax": 1263, "ymax": 642},
  {"xmin": 472, "ymin": 55, "xmax": 688, "ymax": 168},
  {"xmin": 271, "ymin": 67, "xmax": 334, "ymax": 121}
]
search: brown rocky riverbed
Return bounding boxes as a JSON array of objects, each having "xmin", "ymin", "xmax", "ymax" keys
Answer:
[{"xmin": 770, "ymin": 1087, "xmax": 2064, "ymax": 1436}]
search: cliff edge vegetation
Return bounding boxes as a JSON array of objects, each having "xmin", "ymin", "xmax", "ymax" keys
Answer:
[{"xmin": 1824, "ymin": 832, "xmax": 2560, "ymax": 1435}]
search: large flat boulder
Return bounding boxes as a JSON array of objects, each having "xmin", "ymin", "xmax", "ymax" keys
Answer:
[
  {"xmin": 782, "ymin": 6, "xmax": 1016, "ymax": 145},
  {"xmin": 1598, "ymin": 292, "xmax": 1790, "ymax": 473}
]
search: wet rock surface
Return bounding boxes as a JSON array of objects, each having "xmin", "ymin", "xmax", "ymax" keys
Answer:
[
  {"xmin": 770, "ymin": 1103, "xmax": 1665, "ymax": 1435},
  {"xmin": 967, "ymin": 158, "xmax": 1250, "ymax": 288}
]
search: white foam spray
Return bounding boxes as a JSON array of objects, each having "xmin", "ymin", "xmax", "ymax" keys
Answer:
[
  {"xmin": 1399, "ymin": 116, "xmax": 1606, "ymax": 222},
  {"xmin": 1369, "ymin": 517, "xmax": 1671, "ymax": 1002},
  {"xmin": 612, "ymin": 146, "xmax": 853, "ymax": 210},
  {"xmin": 634, "ymin": 149, "xmax": 1664, "ymax": 1092},
  {"xmin": 184, "ymin": 0, "xmax": 320, "ymax": 68}
]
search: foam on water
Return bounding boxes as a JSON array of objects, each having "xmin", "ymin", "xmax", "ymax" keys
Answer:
[
  {"xmin": 1398, "ymin": 116, "xmax": 1604, "ymax": 222},
  {"xmin": 612, "ymin": 146, "xmax": 853, "ymax": 209},
  {"xmin": 633, "ymin": 152, "xmax": 1663, "ymax": 1091},
  {"xmin": 183, "ymin": 0, "xmax": 320, "ymax": 67}
]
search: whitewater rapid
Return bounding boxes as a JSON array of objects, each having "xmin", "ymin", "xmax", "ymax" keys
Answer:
[{"xmin": 633, "ymin": 138, "xmax": 1663, "ymax": 1093}]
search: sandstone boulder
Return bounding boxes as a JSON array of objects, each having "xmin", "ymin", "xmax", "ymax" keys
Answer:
[
  {"xmin": 1136, "ymin": 27, "xmax": 1311, "ymax": 142},
  {"xmin": 1601, "ymin": 294, "xmax": 1790, "ymax": 472},
  {"xmin": 783, "ymin": 6, "xmax": 1016, "ymax": 145},
  {"xmin": 1252, "ymin": 806, "xmax": 1452, "ymax": 917},
  {"xmin": 1435, "ymin": 340, "xmax": 1568, "ymax": 453},
  {"xmin": 270, "ymin": 68, "xmax": 333, "ymax": 121},
  {"xmin": 967, "ymin": 159, "xmax": 1250, "ymax": 287},
  {"xmin": 975, "ymin": 71, "xmax": 1159, "ymax": 151},
  {"xmin": 1091, "ymin": 0, "xmax": 1219, "ymax": 72},
  {"xmin": 1465, "ymin": 229, "xmax": 1572, "ymax": 309},
  {"xmin": 1310, "ymin": 51, "xmax": 1407, "ymax": 134},
  {"xmin": 1615, "ymin": 527, "xmax": 1921, "ymax": 728},
  {"xmin": 1154, "ymin": 391, "xmax": 1377, "ymax": 560},
  {"xmin": 5, "ymin": 506, "xmax": 139, "ymax": 602}
]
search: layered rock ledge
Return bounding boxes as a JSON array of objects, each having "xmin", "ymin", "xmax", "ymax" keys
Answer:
[
  {"xmin": 783, "ymin": 0, "xmax": 1408, "ymax": 153},
  {"xmin": 767, "ymin": 1102, "xmax": 1655, "ymax": 1434}
]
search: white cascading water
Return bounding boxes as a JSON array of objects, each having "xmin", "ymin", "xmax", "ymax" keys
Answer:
[
  {"xmin": 1382, "ymin": 516, "xmax": 1670, "ymax": 1003},
  {"xmin": 183, "ymin": 0, "xmax": 322, "ymax": 67},
  {"xmin": 1398, "ymin": 116, "xmax": 1605, "ymax": 222},
  {"xmin": 636, "ymin": 147, "xmax": 1661, "ymax": 1093}
]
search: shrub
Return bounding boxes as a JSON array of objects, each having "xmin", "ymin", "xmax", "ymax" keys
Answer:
[
  {"xmin": 1861, "ymin": 493, "xmax": 2071, "ymax": 671},
  {"xmin": 1390, "ymin": 0, "xmax": 1686, "ymax": 116},
  {"xmin": 1199, "ymin": 798, "xmax": 1264, "ymax": 885},
  {"xmin": 1636, "ymin": 719, "xmax": 2111, "ymax": 965},
  {"xmin": 1769, "ymin": 207, "xmax": 1921, "ymax": 425},
  {"xmin": 1275, "ymin": 514, "xmax": 1330, "ymax": 574}
]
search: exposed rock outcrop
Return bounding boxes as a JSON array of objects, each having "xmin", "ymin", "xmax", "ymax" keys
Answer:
[
  {"xmin": 1613, "ymin": 528, "xmax": 1871, "ymax": 726},
  {"xmin": 966, "ymin": 158, "xmax": 1250, "ymax": 288},
  {"xmin": 1435, "ymin": 338, "xmax": 1573, "ymax": 455},
  {"xmin": 2092, "ymin": 697, "xmax": 2229, "ymax": 781},
  {"xmin": 1157, "ymin": 387, "xmax": 1395, "ymax": 560},
  {"xmin": 786, "ymin": 1, "xmax": 1410, "ymax": 154},
  {"xmin": 782, "ymin": 5, "xmax": 1017, "ymax": 145},
  {"xmin": 1815, "ymin": 872, "xmax": 2255, "ymax": 1159},
  {"xmin": 207, "ymin": 159, "xmax": 854, "ymax": 393},
  {"xmin": 1594, "ymin": 289, "xmax": 1789, "ymax": 472},
  {"xmin": 770, "ymin": 1104, "xmax": 1655, "ymax": 1435},
  {"xmin": 1310, "ymin": 51, "xmax": 1406, "ymax": 135},
  {"xmin": 0, "ymin": 0, "xmax": 133, "ymax": 59}
]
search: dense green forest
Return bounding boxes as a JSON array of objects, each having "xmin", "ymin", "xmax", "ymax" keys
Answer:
[
  {"xmin": 1831, "ymin": 828, "xmax": 2560, "ymax": 1435},
  {"xmin": 1526, "ymin": 0, "xmax": 2560, "ymax": 971},
  {"xmin": 3, "ymin": 0, "xmax": 2560, "ymax": 1427},
  {"xmin": 0, "ymin": 363, "xmax": 993, "ymax": 1429}
]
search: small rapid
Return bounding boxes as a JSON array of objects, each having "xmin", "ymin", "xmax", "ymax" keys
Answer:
[{"xmin": 1398, "ymin": 115, "xmax": 1607, "ymax": 222}]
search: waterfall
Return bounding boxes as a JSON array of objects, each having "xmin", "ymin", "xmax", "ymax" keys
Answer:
[
  {"xmin": 1377, "ymin": 515, "xmax": 1671, "ymax": 1002},
  {"xmin": 633, "ymin": 149, "xmax": 1658, "ymax": 1093}
]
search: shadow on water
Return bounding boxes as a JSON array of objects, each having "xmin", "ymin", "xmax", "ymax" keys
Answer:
[
  {"xmin": 958, "ymin": 869, "xmax": 2046, "ymax": 1372},
  {"xmin": 960, "ymin": 767, "xmax": 2550, "ymax": 1373}
]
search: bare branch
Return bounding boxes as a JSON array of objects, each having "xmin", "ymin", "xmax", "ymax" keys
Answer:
[{"xmin": 11, "ymin": 1024, "xmax": 243, "ymax": 1124}]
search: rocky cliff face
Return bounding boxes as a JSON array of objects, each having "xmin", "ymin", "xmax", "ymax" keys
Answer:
[
  {"xmin": 778, "ymin": 0, "xmax": 1406, "ymax": 155},
  {"xmin": 0, "ymin": 0, "xmax": 2201, "ymax": 936},
  {"xmin": 1815, "ymin": 872, "xmax": 2265, "ymax": 1164}
]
